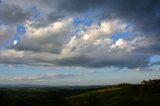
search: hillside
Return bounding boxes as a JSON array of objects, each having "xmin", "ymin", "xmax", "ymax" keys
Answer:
[
  {"xmin": 0, "ymin": 79, "xmax": 160, "ymax": 106},
  {"xmin": 66, "ymin": 79, "xmax": 160, "ymax": 106}
]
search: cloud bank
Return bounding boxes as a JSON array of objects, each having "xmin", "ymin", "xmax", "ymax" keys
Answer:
[{"xmin": 0, "ymin": 0, "xmax": 160, "ymax": 69}]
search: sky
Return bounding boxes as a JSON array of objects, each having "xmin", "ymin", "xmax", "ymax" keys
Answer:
[{"xmin": 0, "ymin": 0, "xmax": 160, "ymax": 85}]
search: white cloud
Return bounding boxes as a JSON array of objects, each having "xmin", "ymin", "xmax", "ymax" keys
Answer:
[
  {"xmin": 111, "ymin": 38, "xmax": 127, "ymax": 49},
  {"xmin": 25, "ymin": 18, "xmax": 72, "ymax": 37},
  {"xmin": 0, "ymin": 49, "xmax": 24, "ymax": 58},
  {"xmin": 13, "ymin": 40, "xmax": 18, "ymax": 45},
  {"xmin": 61, "ymin": 20, "xmax": 127, "ymax": 57},
  {"xmin": 0, "ymin": 18, "xmax": 155, "ymax": 68},
  {"xmin": 13, "ymin": 18, "xmax": 73, "ymax": 53}
]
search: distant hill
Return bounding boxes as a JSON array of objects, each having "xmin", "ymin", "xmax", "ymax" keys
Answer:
[{"xmin": 0, "ymin": 79, "xmax": 160, "ymax": 106}]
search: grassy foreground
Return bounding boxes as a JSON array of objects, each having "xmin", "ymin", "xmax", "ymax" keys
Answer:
[
  {"xmin": 66, "ymin": 79, "xmax": 160, "ymax": 106},
  {"xmin": 0, "ymin": 79, "xmax": 160, "ymax": 106}
]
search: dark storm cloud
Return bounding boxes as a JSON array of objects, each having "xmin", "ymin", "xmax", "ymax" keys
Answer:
[
  {"xmin": 39, "ymin": 0, "xmax": 159, "ymax": 40},
  {"xmin": 133, "ymin": 36, "xmax": 160, "ymax": 56},
  {"xmin": 54, "ymin": 0, "xmax": 160, "ymax": 35},
  {"xmin": 103, "ymin": 0, "xmax": 160, "ymax": 35},
  {"xmin": 0, "ymin": 3, "xmax": 31, "ymax": 25},
  {"xmin": 2, "ymin": 0, "xmax": 160, "ymax": 34},
  {"xmin": 47, "ymin": 11, "xmax": 67, "ymax": 22}
]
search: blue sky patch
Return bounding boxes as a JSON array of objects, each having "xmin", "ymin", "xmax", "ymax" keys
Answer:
[{"xmin": 112, "ymin": 32, "xmax": 134, "ymax": 41}]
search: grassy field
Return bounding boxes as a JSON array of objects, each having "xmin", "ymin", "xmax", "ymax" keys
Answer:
[{"xmin": 0, "ymin": 79, "xmax": 160, "ymax": 106}]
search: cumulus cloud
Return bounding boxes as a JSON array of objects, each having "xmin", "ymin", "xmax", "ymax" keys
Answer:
[
  {"xmin": 0, "ymin": 0, "xmax": 160, "ymax": 69},
  {"xmin": 0, "ymin": 19, "xmax": 152, "ymax": 68},
  {"xmin": 12, "ymin": 18, "xmax": 72, "ymax": 53}
]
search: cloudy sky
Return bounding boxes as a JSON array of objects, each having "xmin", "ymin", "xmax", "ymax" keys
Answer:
[{"xmin": 0, "ymin": 0, "xmax": 160, "ymax": 85}]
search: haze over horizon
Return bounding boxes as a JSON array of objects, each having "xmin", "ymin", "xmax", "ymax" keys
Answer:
[{"xmin": 0, "ymin": 0, "xmax": 160, "ymax": 85}]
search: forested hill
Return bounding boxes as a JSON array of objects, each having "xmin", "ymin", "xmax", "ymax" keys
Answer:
[
  {"xmin": 66, "ymin": 79, "xmax": 160, "ymax": 106},
  {"xmin": 0, "ymin": 79, "xmax": 160, "ymax": 106}
]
